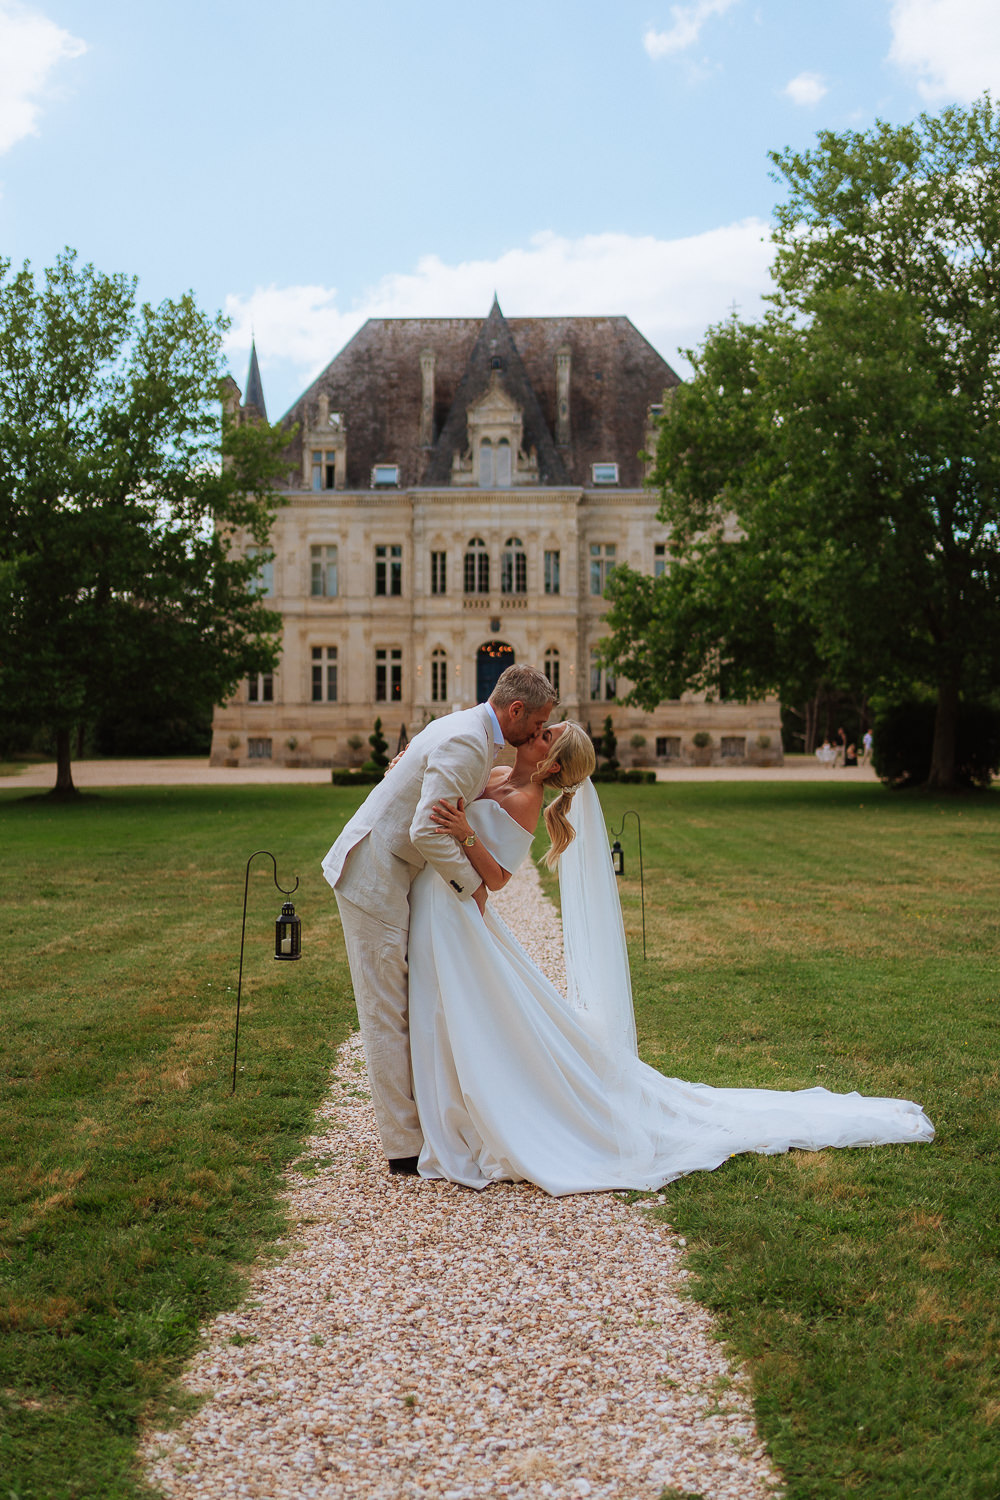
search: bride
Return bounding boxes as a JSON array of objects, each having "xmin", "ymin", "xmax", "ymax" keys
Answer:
[{"xmin": 406, "ymin": 721, "xmax": 934, "ymax": 1195}]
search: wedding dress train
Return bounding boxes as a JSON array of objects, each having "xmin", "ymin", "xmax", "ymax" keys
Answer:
[{"xmin": 407, "ymin": 787, "xmax": 934, "ymax": 1196}]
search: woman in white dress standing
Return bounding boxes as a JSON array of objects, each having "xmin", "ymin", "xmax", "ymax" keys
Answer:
[{"xmin": 407, "ymin": 722, "xmax": 934, "ymax": 1196}]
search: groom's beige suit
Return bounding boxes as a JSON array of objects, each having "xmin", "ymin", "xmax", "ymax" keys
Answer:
[{"xmin": 321, "ymin": 704, "xmax": 497, "ymax": 1156}]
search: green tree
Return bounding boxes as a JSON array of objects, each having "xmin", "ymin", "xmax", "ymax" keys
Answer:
[
  {"xmin": 602, "ymin": 97, "xmax": 1000, "ymax": 789},
  {"xmin": 0, "ymin": 249, "xmax": 290, "ymax": 795}
]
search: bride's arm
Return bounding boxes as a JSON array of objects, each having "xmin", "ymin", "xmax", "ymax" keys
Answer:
[{"xmin": 430, "ymin": 798, "xmax": 512, "ymax": 892}]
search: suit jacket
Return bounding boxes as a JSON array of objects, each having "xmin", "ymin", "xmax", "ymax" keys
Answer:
[{"xmin": 321, "ymin": 704, "xmax": 495, "ymax": 908}]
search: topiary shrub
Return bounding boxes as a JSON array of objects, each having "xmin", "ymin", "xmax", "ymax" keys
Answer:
[
  {"xmin": 872, "ymin": 699, "xmax": 1000, "ymax": 788},
  {"xmin": 368, "ymin": 716, "xmax": 389, "ymax": 769},
  {"xmin": 599, "ymin": 715, "xmax": 619, "ymax": 771}
]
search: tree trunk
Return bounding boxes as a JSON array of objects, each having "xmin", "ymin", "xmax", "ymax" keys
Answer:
[
  {"xmin": 52, "ymin": 727, "xmax": 77, "ymax": 798},
  {"xmin": 804, "ymin": 689, "xmax": 821, "ymax": 754},
  {"xmin": 926, "ymin": 673, "xmax": 959, "ymax": 790}
]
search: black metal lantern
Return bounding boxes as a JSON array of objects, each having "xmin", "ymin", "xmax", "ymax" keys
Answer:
[
  {"xmin": 608, "ymin": 812, "xmax": 646, "ymax": 960},
  {"xmin": 232, "ymin": 851, "xmax": 301, "ymax": 1092},
  {"xmin": 274, "ymin": 900, "xmax": 301, "ymax": 961}
]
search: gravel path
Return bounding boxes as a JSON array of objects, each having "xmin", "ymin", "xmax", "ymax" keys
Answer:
[{"xmin": 142, "ymin": 860, "xmax": 782, "ymax": 1500}]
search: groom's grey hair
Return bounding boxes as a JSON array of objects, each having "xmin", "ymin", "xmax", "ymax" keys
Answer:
[{"xmin": 490, "ymin": 663, "xmax": 559, "ymax": 712}]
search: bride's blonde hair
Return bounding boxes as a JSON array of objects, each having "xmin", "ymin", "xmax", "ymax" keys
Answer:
[{"xmin": 531, "ymin": 720, "xmax": 597, "ymax": 868}]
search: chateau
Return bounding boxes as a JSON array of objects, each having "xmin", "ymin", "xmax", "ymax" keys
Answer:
[{"xmin": 210, "ymin": 299, "xmax": 781, "ymax": 767}]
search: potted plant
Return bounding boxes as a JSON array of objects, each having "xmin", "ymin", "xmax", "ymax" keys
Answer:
[
  {"xmin": 629, "ymin": 732, "xmax": 648, "ymax": 766},
  {"xmin": 285, "ymin": 735, "xmax": 301, "ymax": 767},
  {"xmin": 224, "ymin": 734, "xmax": 241, "ymax": 768},
  {"xmin": 691, "ymin": 730, "xmax": 713, "ymax": 766}
]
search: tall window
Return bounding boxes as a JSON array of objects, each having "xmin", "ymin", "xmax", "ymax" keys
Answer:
[
  {"xmin": 479, "ymin": 438, "xmax": 512, "ymax": 488},
  {"xmin": 654, "ymin": 542, "xmax": 667, "ymax": 578},
  {"xmin": 544, "ymin": 549, "xmax": 560, "ymax": 595},
  {"xmin": 311, "ymin": 450, "xmax": 338, "ymax": 490},
  {"xmin": 246, "ymin": 546, "xmax": 274, "ymax": 596},
  {"xmin": 375, "ymin": 647, "xmax": 402, "ymax": 702},
  {"xmin": 464, "ymin": 537, "xmax": 489, "ymax": 594},
  {"xmin": 430, "ymin": 550, "xmax": 447, "ymax": 595},
  {"xmin": 430, "ymin": 647, "xmax": 448, "ymax": 703},
  {"xmin": 501, "ymin": 537, "xmax": 526, "ymax": 595},
  {"xmin": 590, "ymin": 648, "xmax": 616, "ymax": 702},
  {"xmin": 543, "ymin": 647, "xmax": 560, "ymax": 697},
  {"xmin": 311, "ymin": 646, "xmax": 338, "ymax": 702},
  {"xmin": 247, "ymin": 672, "xmax": 273, "ymax": 703},
  {"xmin": 589, "ymin": 542, "xmax": 617, "ymax": 596},
  {"xmin": 310, "ymin": 544, "xmax": 338, "ymax": 597},
  {"xmin": 375, "ymin": 544, "xmax": 402, "ymax": 597}
]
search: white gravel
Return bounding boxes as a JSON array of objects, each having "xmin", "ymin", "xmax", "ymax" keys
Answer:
[{"xmin": 142, "ymin": 858, "xmax": 783, "ymax": 1500}]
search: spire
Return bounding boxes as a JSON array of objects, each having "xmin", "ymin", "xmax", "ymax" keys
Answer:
[{"xmin": 243, "ymin": 340, "xmax": 268, "ymax": 422}]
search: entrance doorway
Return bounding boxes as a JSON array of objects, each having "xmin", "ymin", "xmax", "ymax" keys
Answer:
[{"xmin": 476, "ymin": 640, "xmax": 514, "ymax": 702}]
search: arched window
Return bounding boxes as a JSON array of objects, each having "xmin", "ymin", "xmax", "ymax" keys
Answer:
[
  {"xmin": 501, "ymin": 536, "xmax": 526, "ymax": 595},
  {"xmin": 495, "ymin": 438, "xmax": 512, "ymax": 488},
  {"xmin": 430, "ymin": 647, "xmax": 448, "ymax": 704},
  {"xmin": 464, "ymin": 537, "xmax": 489, "ymax": 594},
  {"xmin": 479, "ymin": 439, "xmax": 493, "ymax": 488},
  {"xmin": 543, "ymin": 647, "xmax": 560, "ymax": 698}
]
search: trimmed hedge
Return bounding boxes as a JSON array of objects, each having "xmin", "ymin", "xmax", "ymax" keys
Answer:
[
  {"xmin": 331, "ymin": 768, "xmax": 383, "ymax": 786},
  {"xmin": 591, "ymin": 768, "xmax": 657, "ymax": 785},
  {"xmin": 332, "ymin": 767, "xmax": 658, "ymax": 789},
  {"xmin": 872, "ymin": 699, "xmax": 1000, "ymax": 788}
]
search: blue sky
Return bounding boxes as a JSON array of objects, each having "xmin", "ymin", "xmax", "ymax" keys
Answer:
[{"xmin": 2, "ymin": 0, "xmax": 999, "ymax": 418}]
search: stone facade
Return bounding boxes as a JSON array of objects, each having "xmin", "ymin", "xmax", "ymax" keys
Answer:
[{"xmin": 210, "ymin": 302, "xmax": 782, "ymax": 768}]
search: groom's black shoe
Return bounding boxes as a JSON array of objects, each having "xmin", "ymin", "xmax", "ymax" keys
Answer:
[{"xmin": 388, "ymin": 1156, "xmax": 420, "ymax": 1176}]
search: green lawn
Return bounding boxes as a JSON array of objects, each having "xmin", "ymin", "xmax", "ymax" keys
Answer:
[{"xmin": 2, "ymin": 780, "xmax": 998, "ymax": 1499}]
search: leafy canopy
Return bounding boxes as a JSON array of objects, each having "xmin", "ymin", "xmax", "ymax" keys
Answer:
[
  {"xmin": 601, "ymin": 97, "xmax": 1000, "ymax": 787},
  {"xmin": 0, "ymin": 249, "xmax": 291, "ymax": 789}
]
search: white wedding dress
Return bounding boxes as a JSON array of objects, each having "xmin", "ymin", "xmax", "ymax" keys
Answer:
[{"xmin": 407, "ymin": 784, "xmax": 934, "ymax": 1196}]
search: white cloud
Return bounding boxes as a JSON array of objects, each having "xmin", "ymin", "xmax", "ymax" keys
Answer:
[
  {"xmin": 0, "ymin": 1, "xmax": 86, "ymax": 153},
  {"xmin": 643, "ymin": 0, "xmax": 741, "ymax": 60},
  {"xmin": 888, "ymin": 0, "xmax": 1000, "ymax": 102},
  {"xmin": 224, "ymin": 223, "xmax": 775, "ymax": 416},
  {"xmin": 784, "ymin": 71, "xmax": 828, "ymax": 106}
]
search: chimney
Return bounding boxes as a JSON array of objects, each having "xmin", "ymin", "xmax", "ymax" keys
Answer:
[
  {"xmin": 555, "ymin": 345, "xmax": 571, "ymax": 446},
  {"xmin": 420, "ymin": 349, "xmax": 436, "ymax": 446}
]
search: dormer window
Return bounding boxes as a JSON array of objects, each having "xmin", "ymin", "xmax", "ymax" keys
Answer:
[
  {"xmin": 592, "ymin": 462, "xmax": 619, "ymax": 485},
  {"xmin": 479, "ymin": 437, "xmax": 512, "ymax": 489},
  {"xmin": 312, "ymin": 450, "xmax": 338, "ymax": 490},
  {"xmin": 372, "ymin": 464, "xmax": 399, "ymax": 487}
]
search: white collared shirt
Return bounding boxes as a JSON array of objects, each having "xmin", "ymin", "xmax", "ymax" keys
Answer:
[{"xmin": 484, "ymin": 701, "xmax": 504, "ymax": 758}]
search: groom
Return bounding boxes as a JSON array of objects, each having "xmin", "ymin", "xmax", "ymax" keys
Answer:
[{"xmin": 321, "ymin": 663, "xmax": 557, "ymax": 1174}]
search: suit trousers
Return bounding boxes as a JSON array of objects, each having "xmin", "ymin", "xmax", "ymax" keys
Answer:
[{"xmin": 334, "ymin": 886, "xmax": 423, "ymax": 1159}]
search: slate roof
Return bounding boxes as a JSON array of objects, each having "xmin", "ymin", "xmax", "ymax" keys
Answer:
[{"xmin": 277, "ymin": 302, "xmax": 679, "ymax": 490}]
